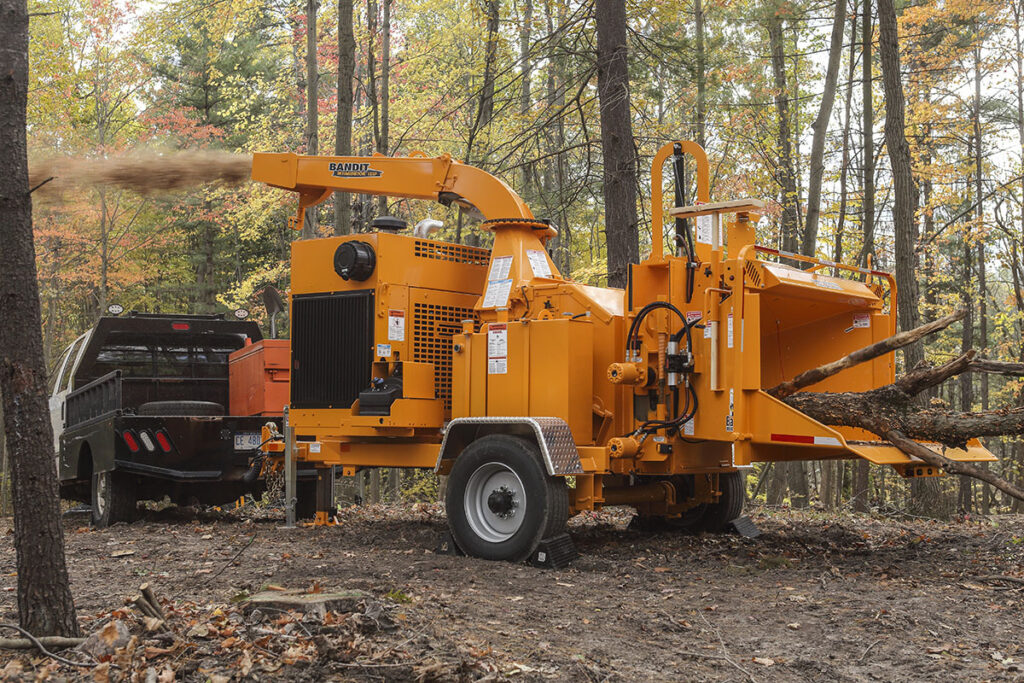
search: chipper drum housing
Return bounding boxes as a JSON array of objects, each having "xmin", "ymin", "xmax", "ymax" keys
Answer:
[{"xmin": 252, "ymin": 142, "xmax": 996, "ymax": 562}]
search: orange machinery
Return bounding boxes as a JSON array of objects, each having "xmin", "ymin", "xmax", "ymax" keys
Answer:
[
  {"xmin": 251, "ymin": 143, "xmax": 995, "ymax": 561},
  {"xmin": 228, "ymin": 339, "xmax": 290, "ymax": 417}
]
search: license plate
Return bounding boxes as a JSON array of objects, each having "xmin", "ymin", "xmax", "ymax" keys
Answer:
[{"xmin": 234, "ymin": 432, "xmax": 261, "ymax": 451}]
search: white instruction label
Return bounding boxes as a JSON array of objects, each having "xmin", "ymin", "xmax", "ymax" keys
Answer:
[
  {"xmin": 816, "ymin": 278, "xmax": 842, "ymax": 290},
  {"xmin": 727, "ymin": 314, "xmax": 734, "ymax": 349},
  {"xmin": 696, "ymin": 214, "xmax": 713, "ymax": 244},
  {"xmin": 308, "ymin": 442, "xmax": 322, "ymax": 454},
  {"xmin": 526, "ymin": 250, "xmax": 552, "ymax": 279},
  {"xmin": 853, "ymin": 313, "xmax": 871, "ymax": 328},
  {"xmin": 487, "ymin": 324, "xmax": 508, "ymax": 375},
  {"xmin": 488, "ymin": 255, "xmax": 512, "ymax": 282},
  {"xmin": 387, "ymin": 310, "xmax": 405, "ymax": 341},
  {"xmin": 683, "ymin": 417, "xmax": 695, "ymax": 436},
  {"xmin": 482, "ymin": 278, "xmax": 513, "ymax": 308},
  {"xmin": 487, "ymin": 324, "xmax": 508, "ymax": 357},
  {"xmin": 376, "ymin": 343, "xmax": 392, "ymax": 358}
]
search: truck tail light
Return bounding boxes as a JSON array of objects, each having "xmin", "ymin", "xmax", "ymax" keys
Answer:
[
  {"xmin": 155, "ymin": 430, "xmax": 173, "ymax": 453},
  {"xmin": 172, "ymin": 322, "xmax": 190, "ymax": 331},
  {"xmin": 121, "ymin": 430, "xmax": 140, "ymax": 452},
  {"xmin": 138, "ymin": 430, "xmax": 156, "ymax": 452}
]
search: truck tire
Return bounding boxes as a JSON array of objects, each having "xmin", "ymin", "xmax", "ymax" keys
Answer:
[
  {"xmin": 698, "ymin": 471, "xmax": 744, "ymax": 533},
  {"xmin": 92, "ymin": 470, "xmax": 137, "ymax": 528},
  {"xmin": 137, "ymin": 401, "xmax": 224, "ymax": 417},
  {"xmin": 445, "ymin": 435, "xmax": 568, "ymax": 562}
]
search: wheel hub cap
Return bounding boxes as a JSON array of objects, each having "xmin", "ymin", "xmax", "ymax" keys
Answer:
[
  {"xmin": 487, "ymin": 486, "xmax": 518, "ymax": 518},
  {"xmin": 464, "ymin": 462, "xmax": 527, "ymax": 542}
]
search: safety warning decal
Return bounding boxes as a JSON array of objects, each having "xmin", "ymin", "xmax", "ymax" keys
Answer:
[
  {"xmin": 482, "ymin": 278, "xmax": 513, "ymax": 308},
  {"xmin": 526, "ymin": 250, "xmax": 552, "ymax": 279},
  {"xmin": 488, "ymin": 255, "xmax": 512, "ymax": 282},
  {"xmin": 686, "ymin": 310, "xmax": 702, "ymax": 324},
  {"xmin": 488, "ymin": 323, "xmax": 508, "ymax": 375},
  {"xmin": 726, "ymin": 388, "xmax": 734, "ymax": 432},
  {"xmin": 376, "ymin": 343, "xmax": 392, "ymax": 358},
  {"xmin": 853, "ymin": 312, "xmax": 871, "ymax": 328},
  {"xmin": 727, "ymin": 314, "xmax": 734, "ymax": 349},
  {"xmin": 387, "ymin": 310, "xmax": 405, "ymax": 341},
  {"xmin": 696, "ymin": 214, "xmax": 713, "ymax": 244}
]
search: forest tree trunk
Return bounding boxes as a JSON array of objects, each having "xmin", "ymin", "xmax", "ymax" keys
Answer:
[
  {"xmin": 877, "ymin": 0, "xmax": 923, "ymax": 372},
  {"xmin": 0, "ymin": 0, "xmax": 81, "ymax": 636},
  {"xmin": 767, "ymin": 9, "xmax": 799, "ymax": 254},
  {"xmin": 334, "ymin": 0, "xmax": 355, "ymax": 235},
  {"xmin": 595, "ymin": 0, "xmax": 639, "ymax": 288},
  {"xmin": 376, "ymin": 0, "xmax": 391, "ymax": 216},
  {"xmin": 303, "ymin": 0, "xmax": 320, "ymax": 238},
  {"xmin": 802, "ymin": 0, "xmax": 847, "ymax": 256},
  {"xmin": 860, "ymin": 1, "xmax": 874, "ymax": 265}
]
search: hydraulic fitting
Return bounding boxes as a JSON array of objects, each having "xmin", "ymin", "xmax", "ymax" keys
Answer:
[{"xmin": 607, "ymin": 362, "xmax": 646, "ymax": 385}]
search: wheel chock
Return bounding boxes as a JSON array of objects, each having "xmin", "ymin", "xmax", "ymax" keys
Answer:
[
  {"xmin": 727, "ymin": 516, "xmax": 761, "ymax": 538},
  {"xmin": 529, "ymin": 533, "xmax": 577, "ymax": 569},
  {"xmin": 435, "ymin": 530, "xmax": 464, "ymax": 556}
]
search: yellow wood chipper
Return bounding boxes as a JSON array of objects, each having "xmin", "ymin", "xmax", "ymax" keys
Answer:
[{"xmin": 251, "ymin": 141, "xmax": 995, "ymax": 562}]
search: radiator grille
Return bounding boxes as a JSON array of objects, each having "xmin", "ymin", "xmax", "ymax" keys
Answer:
[
  {"xmin": 413, "ymin": 240, "xmax": 490, "ymax": 266},
  {"xmin": 413, "ymin": 302, "xmax": 474, "ymax": 410},
  {"xmin": 291, "ymin": 291, "xmax": 374, "ymax": 409}
]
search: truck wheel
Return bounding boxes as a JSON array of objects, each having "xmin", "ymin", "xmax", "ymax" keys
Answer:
[
  {"xmin": 445, "ymin": 435, "xmax": 568, "ymax": 562},
  {"xmin": 698, "ymin": 471, "xmax": 744, "ymax": 533},
  {"xmin": 137, "ymin": 401, "xmax": 224, "ymax": 416},
  {"xmin": 92, "ymin": 470, "xmax": 137, "ymax": 528}
]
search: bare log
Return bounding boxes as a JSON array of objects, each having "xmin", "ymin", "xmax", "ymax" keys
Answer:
[
  {"xmin": 131, "ymin": 595, "xmax": 161, "ymax": 621},
  {"xmin": 139, "ymin": 583, "xmax": 165, "ymax": 620},
  {"xmin": 0, "ymin": 635, "xmax": 84, "ymax": 649},
  {"xmin": 969, "ymin": 359, "xmax": 1024, "ymax": 376},
  {"xmin": 768, "ymin": 308, "xmax": 966, "ymax": 399}
]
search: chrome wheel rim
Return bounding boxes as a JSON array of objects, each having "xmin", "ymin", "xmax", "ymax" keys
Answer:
[{"xmin": 464, "ymin": 462, "xmax": 526, "ymax": 543}]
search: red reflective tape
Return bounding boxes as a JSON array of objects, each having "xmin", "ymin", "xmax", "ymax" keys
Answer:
[{"xmin": 770, "ymin": 433, "xmax": 814, "ymax": 444}]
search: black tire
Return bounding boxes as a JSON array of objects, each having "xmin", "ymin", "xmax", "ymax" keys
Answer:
[
  {"xmin": 91, "ymin": 470, "xmax": 137, "ymax": 528},
  {"xmin": 445, "ymin": 435, "xmax": 568, "ymax": 562},
  {"xmin": 137, "ymin": 401, "xmax": 224, "ymax": 417},
  {"xmin": 698, "ymin": 471, "xmax": 744, "ymax": 533}
]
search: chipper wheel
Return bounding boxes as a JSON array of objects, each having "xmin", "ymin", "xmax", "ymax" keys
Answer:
[{"xmin": 445, "ymin": 435, "xmax": 568, "ymax": 562}]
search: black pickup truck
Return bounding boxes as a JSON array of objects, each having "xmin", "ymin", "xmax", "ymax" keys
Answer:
[{"xmin": 52, "ymin": 313, "xmax": 275, "ymax": 526}]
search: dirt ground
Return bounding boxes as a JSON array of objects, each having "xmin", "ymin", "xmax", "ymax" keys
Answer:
[{"xmin": 0, "ymin": 503, "xmax": 1022, "ymax": 682}]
